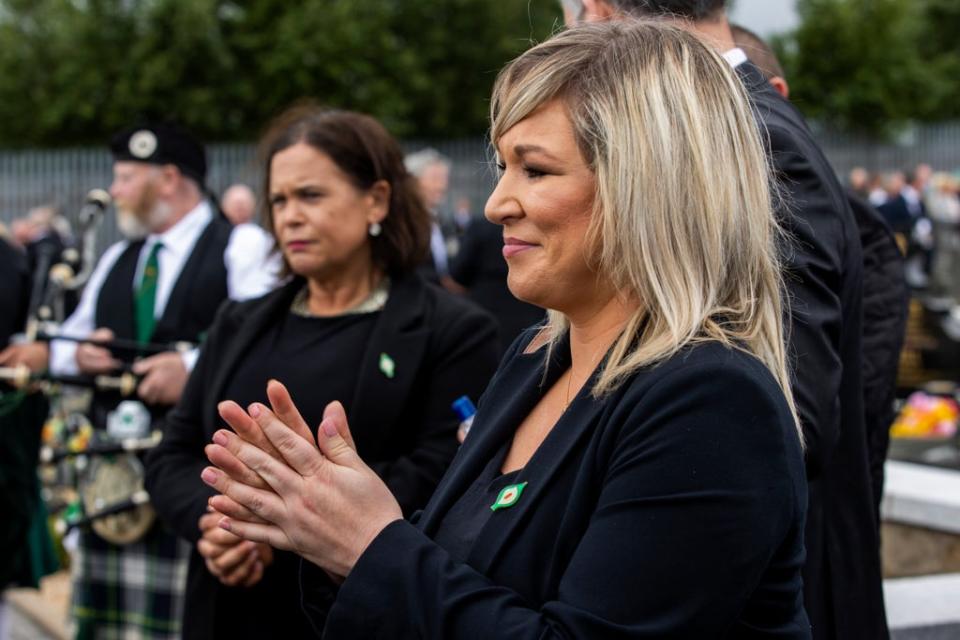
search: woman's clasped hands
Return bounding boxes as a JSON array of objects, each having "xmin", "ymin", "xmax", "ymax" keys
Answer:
[{"xmin": 201, "ymin": 379, "xmax": 403, "ymax": 578}]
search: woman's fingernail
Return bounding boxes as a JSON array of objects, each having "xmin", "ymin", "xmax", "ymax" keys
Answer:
[
  {"xmin": 219, "ymin": 518, "xmax": 232, "ymax": 531},
  {"xmin": 321, "ymin": 418, "xmax": 338, "ymax": 438},
  {"xmin": 201, "ymin": 468, "xmax": 219, "ymax": 485},
  {"xmin": 213, "ymin": 431, "xmax": 228, "ymax": 446},
  {"xmin": 249, "ymin": 403, "xmax": 262, "ymax": 418}
]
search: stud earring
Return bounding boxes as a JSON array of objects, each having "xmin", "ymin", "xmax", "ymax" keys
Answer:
[{"xmin": 369, "ymin": 222, "xmax": 382, "ymax": 237}]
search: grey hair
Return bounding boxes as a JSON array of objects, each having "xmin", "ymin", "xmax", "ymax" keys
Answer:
[{"xmin": 403, "ymin": 148, "xmax": 451, "ymax": 177}]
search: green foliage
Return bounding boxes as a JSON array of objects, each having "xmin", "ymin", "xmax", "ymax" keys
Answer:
[
  {"xmin": 775, "ymin": 0, "xmax": 960, "ymax": 137},
  {"xmin": 0, "ymin": 0, "xmax": 561, "ymax": 146}
]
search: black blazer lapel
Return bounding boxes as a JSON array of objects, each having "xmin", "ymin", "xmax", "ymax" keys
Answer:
[
  {"xmin": 466, "ymin": 368, "xmax": 609, "ymax": 576},
  {"xmin": 416, "ymin": 347, "xmax": 551, "ymax": 534},
  {"xmin": 346, "ymin": 274, "xmax": 430, "ymax": 457},
  {"xmin": 418, "ymin": 332, "xmax": 610, "ymax": 576},
  {"xmin": 201, "ymin": 280, "xmax": 300, "ymax": 429}
]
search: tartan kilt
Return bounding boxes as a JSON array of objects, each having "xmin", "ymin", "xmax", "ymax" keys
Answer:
[{"xmin": 71, "ymin": 521, "xmax": 189, "ymax": 640}]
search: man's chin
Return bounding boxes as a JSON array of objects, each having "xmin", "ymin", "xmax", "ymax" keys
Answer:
[{"xmin": 116, "ymin": 209, "xmax": 149, "ymax": 240}]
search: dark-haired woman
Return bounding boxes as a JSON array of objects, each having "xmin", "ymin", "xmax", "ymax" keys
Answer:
[{"xmin": 144, "ymin": 106, "xmax": 500, "ymax": 639}]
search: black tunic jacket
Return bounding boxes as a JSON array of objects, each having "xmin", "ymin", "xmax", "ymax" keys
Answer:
[{"xmin": 738, "ymin": 61, "xmax": 888, "ymax": 640}]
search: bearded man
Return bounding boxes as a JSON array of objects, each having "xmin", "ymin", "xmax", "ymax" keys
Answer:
[{"xmin": 4, "ymin": 123, "xmax": 278, "ymax": 639}]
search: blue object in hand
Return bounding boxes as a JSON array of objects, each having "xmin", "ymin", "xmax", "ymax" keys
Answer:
[{"xmin": 452, "ymin": 395, "xmax": 477, "ymax": 441}]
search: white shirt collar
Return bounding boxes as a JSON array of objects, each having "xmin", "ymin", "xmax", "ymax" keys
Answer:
[
  {"xmin": 145, "ymin": 200, "xmax": 213, "ymax": 258},
  {"xmin": 722, "ymin": 47, "xmax": 748, "ymax": 69}
]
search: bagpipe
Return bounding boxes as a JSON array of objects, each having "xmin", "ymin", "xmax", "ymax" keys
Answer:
[
  {"xmin": 0, "ymin": 335, "xmax": 194, "ymax": 394},
  {"xmin": 2, "ymin": 189, "xmax": 189, "ymax": 545},
  {"xmin": 23, "ymin": 189, "xmax": 111, "ymax": 341}
]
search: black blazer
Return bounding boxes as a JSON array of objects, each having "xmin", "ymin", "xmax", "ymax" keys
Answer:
[
  {"xmin": 848, "ymin": 191, "xmax": 908, "ymax": 524},
  {"xmin": 738, "ymin": 62, "xmax": 887, "ymax": 640},
  {"xmin": 0, "ymin": 238, "xmax": 29, "ymax": 347},
  {"xmin": 318, "ymin": 336, "xmax": 809, "ymax": 639},
  {"xmin": 0, "ymin": 238, "xmax": 48, "ymax": 591},
  {"xmin": 144, "ymin": 273, "xmax": 500, "ymax": 639}
]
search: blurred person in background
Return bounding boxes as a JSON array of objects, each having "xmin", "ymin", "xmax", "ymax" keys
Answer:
[
  {"xmin": 21, "ymin": 204, "xmax": 74, "ymax": 275},
  {"xmin": 145, "ymin": 106, "xmax": 499, "ymax": 639},
  {"xmin": 405, "ymin": 148, "xmax": 455, "ymax": 285},
  {"xmin": 731, "ymin": 20, "xmax": 908, "ymax": 533},
  {"xmin": 221, "ymin": 182, "xmax": 277, "ymax": 263},
  {"xmin": 452, "ymin": 195, "xmax": 473, "ymax": 237},
  {"xmin": 849, "ymin": 167, "xmax": 872, "ymax": 200},
  {"xmin": 1, "ymin": 123, "xmax": 280, "ymax": 639},
  {"xmin": 869, "ymin": 172, "xmax": 888, "ymax": 207},
  {"xmin": 926, "ymin": 172, "xmax": 960, "ymax": 301},
  {"xmin": 0, "ymin": 231, "xmax": 55, "ymax": 640},
  {"xmin": 221, "ymin": 183, "xmax": 257, "ymax": 226},
  {"xmin": 565, "ymin": 2, "xmax": 887, "ymax": 638},
  {"xmin": 7, "ymin": 204, "xmax": 80, "ymax": 318},
  {"xmin": 903, "ymin": 163, "xmax": 932, "ymax": 219},
  {"xmin": 877, "ymin": 171, "xmax": 912, "ymax": 233}
]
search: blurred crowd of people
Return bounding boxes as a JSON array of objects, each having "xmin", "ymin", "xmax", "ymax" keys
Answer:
[{"xmin": 849, "ymin": 164, "xmax": 960, "ymax": 300}]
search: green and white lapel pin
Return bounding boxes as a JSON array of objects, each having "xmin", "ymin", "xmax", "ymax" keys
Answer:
[
  {"xmin": 379, "ymin": 352, "xmax": 396, "ymax": 379},
  {"xmin": 491, "ymin": 482, "xmax": 528, "ymax": 511}
]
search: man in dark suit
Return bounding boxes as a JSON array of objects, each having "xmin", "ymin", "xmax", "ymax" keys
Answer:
[
  {"xmin": 876, "ymin": 172, "xmax": 914, "ymax": 235},
  {"xmin": 732, "ymin": 21, "xmax": 909, "ymax": 528},
  {"xmin": 0, "ymin": 235, "xmax": 50, "ymax": 610},
  {"xmin": 564, "ymin": 2, "xmax": 888, "ymax": 638}
]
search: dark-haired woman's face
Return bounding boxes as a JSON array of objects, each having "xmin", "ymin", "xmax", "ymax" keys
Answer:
[{"xmin": 269, "ymin": 142, "xmax": 387, "ymax": 282}]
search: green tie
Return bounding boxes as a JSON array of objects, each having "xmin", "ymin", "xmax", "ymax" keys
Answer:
[{"xmin": 135, "ymin": 242, "xmax": 162, "ymax": 344}]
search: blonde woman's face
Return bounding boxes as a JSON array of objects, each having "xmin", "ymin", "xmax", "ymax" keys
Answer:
[{"xmin": 486, "ymin": 100, "xmax": 598, "ymax": 313}]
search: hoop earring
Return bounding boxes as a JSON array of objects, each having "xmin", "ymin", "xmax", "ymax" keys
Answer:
[{"xmin": 368, "ymin": 222, "xmax": 382, "ymax": 237}]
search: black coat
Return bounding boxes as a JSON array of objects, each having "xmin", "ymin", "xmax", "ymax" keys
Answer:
[
  {"xmin": 738, "ymin": 61, "xmax": 888, "ymax": 640},
  {"xmin": 144, "ymin": 273, "xmax": 500, "ymax": 639},
  {"xmin": 848, "ymin": 191, "xmax": 908, "ymax": 523},
  {"xmin": 319, "ymin": 337, "xmax": 809, "ymax": 639},
  {"xmin": 0, "ymin": 237, "xmax": 47, "ymax": 591},
  {"xmin": 0, "ymin": 237, "xmax": 29, "ymax": 346}
]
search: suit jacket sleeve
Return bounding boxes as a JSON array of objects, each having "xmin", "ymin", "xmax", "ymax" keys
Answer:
[
  {"xmin": 366, "ymin": 303, "xmax": 500, "ymax": 514},
  {"xmin": 449, "ymin": 223, "xmax": 484, "ymax": 286},
  {"xmin": 768, "ymin": 123, "xmax": 848, "ymax": 478},
  {"xmin": 323, "ymin": 360, "xmax": 805, "ymax": 638},
  {"xmin": 144, "ymin": 300, "xmax": 238, "ymax": 544}
]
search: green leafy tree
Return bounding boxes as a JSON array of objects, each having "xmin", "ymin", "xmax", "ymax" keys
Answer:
[
  {"xmin": 0, "ymin": 0, "xmax": 560, "ymax": 146},
  {"xmin": 916, "ymin": 0, "xmax": 960, "ymax": 121},
  {"xmin": 774, "ymin": 0, "xmax": 960, "ymax": 137}
]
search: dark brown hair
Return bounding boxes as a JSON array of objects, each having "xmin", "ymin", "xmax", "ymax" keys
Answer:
[{"xmin": 259, "ymin": 104, "xmax": 430, "ymax": 274}]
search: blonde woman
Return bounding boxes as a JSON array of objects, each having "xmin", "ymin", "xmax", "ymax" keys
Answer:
[{"xmin": 201, "ymin": 21, "xmax": 810, "ymax": 638}]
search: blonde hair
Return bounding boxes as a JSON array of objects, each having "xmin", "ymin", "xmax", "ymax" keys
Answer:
[{"xmin": 490, "ymin": 20, "xmax": 800, "ymax": 433}]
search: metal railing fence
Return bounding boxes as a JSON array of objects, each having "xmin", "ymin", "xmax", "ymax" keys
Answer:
[{"xmin": 1, "ymin": 124, "xmax": 959, "ymax": 252}]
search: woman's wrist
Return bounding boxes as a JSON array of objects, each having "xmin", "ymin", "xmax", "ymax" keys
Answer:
[{"xmin": 313, "ymin": 513, "xmax": 404, "ymax": 577}]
